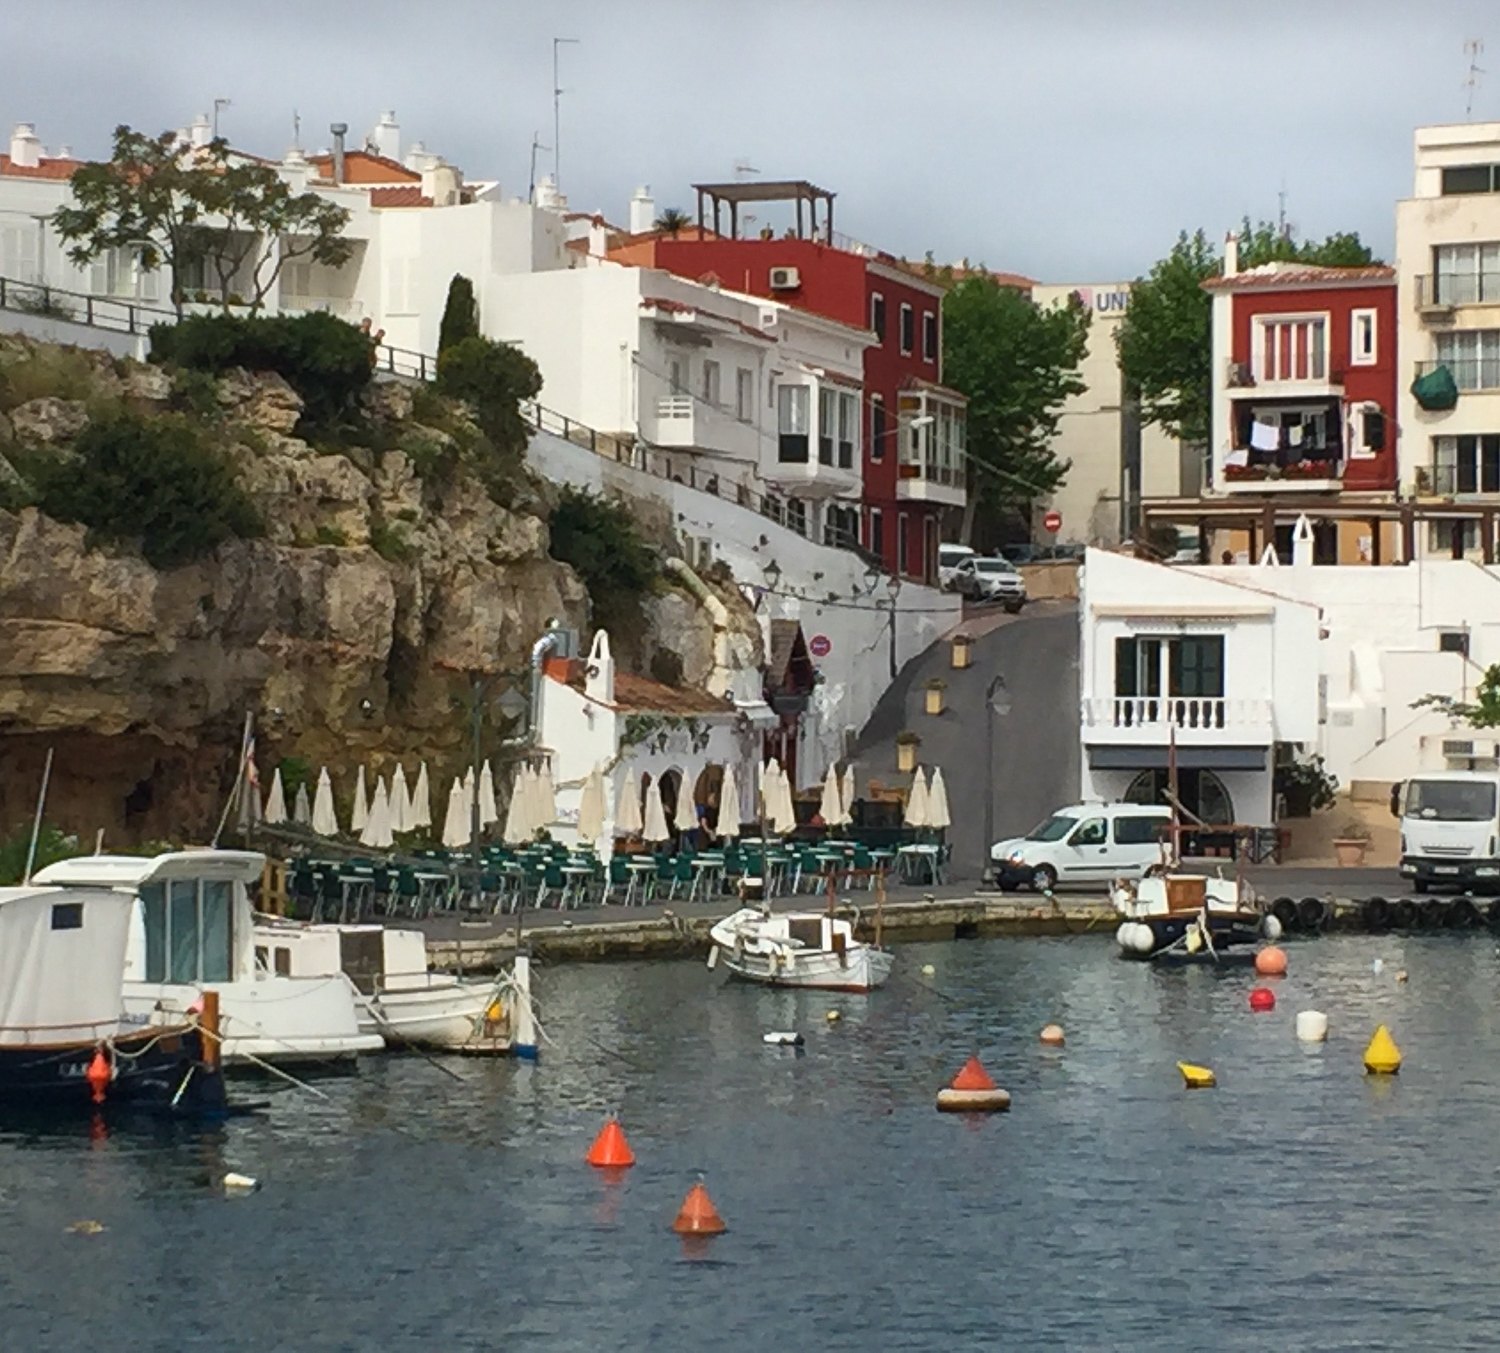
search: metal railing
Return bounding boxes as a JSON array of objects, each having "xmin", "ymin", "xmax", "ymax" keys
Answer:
[
  {"xmin": 0, "ymin": 275, "xmax": 173, "ymax": 335},
  {"xmin": 1414, "ymin": 273, "xmax": 1500, "ymax": 308}
]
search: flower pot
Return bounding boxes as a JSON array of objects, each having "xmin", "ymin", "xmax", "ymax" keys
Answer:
[
  {"xmin": 1334, "ymin": 839, "xmax": 1368, "ymax": 867},
  {"xmin": 925, "ymin": 687, "xmax": 945, "ymax": 716},
  {"xmin": 896, "ymin": 740, "xmax": 919, "ymax": 772}
]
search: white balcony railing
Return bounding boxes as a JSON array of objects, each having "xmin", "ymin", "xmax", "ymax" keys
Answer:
[{"xmin": 1081, "ymin": 696, "xmax": 1274, "ymax": 742}]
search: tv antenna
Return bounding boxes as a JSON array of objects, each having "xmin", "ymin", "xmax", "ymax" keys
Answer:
[
  {"xmin": 528, "ymin": 131, "xmax": 550, "ymax": 204},
  {"xmin": 213, "ymin": 98, "xmax": 232, "ymax": 140},
  {"xmin": 553, "ymin": 36, "xmax": 580, "ymax": 190},
  {"xmin": 1465, "ymin": 38, "xmax": 1485, "ymax": 119},
  {"xmin": 733, "ymin": 158, "xmax": 760, "ymax": 182}
]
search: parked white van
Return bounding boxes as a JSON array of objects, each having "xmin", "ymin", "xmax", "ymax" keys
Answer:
[{"xmin": 990, "ymin": 802, "xmax": 1172, "ymax": 892}]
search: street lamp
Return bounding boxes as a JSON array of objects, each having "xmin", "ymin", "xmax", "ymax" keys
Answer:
[
  {"xmin": 983, "ymin": 672, "xmax": 1012, "ymax": 881},
  {"xmin": 762, "ymin": 558, "xmax": 782, "ymax": 593},
  {"xmin": 885, "ymin": 572, "xmax": 901, "ymax": 679}
]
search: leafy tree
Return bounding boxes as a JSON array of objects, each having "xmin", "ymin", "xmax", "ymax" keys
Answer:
[
  {"xmin": 1116, "ymin": 221, "xmax": 1379, "ymax": 444},
  {"xmin": 1412, "ymin": 664, "xmax": 1500, "ymax": 727},
  {"xmin": 942, "ymin": 277, "xmax": 1091, "ymax": 543},
  {"xmin": 435, "ymin": 336, "xmax": 542, "ymax": 455},
  {"xmin": 549, "ymin": 486, "xmax": 658, "ymax": 637},
  {"xmin": 653, "ymin": 208, "xmax": 691, "ymax": 235},
  {"xmin": 438, "ymin": 274, "xmax": 480, "ymax": 353}
]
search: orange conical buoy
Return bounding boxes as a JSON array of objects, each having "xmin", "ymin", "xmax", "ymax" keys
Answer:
[
  {"xmin": 585, "ymin": 1116, "xmax": 636, "ymax": 1168},
  {"xmin": 672, "ymin": 1180, "xmax": 727, "ymax": 1236},
  {"xmin": 85, "ymin": 1048, "xmax": 111, "ymax": 1105},
  {"xmin": 950, "ymin": 1056, "xmax": 996, "ymax": 1091}
]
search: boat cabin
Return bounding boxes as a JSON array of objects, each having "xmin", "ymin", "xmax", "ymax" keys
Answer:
[{"xmin": 254, "ymin": 923, "xmax": 431, "ymax": 995}]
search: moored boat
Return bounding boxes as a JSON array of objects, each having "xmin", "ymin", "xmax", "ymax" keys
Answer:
[
  {"xmin": 708, "ymin": 906, "xmax": 893, "ymax": 992},
  {"xmin": 1112, "ymin": 869, "xmax": 1279, "ymax": 960}
]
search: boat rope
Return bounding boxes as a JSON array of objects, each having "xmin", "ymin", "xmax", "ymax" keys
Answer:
[
  {"xmin": 359, "ymin": 1004, "xmax": 464, "ymax": 1082},
  {"xmin": 192, "ymin": 1022, "xmax": 332, "ymax": 1100}
]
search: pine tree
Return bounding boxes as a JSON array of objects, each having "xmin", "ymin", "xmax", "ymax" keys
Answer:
[{"xmin": 438, "ymin": 274, "xmax": 479, "ymax": 353}]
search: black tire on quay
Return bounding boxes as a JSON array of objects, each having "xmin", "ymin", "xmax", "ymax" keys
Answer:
[
  {"xmin": 1448, "ymin": 897, "xmax": 1481, "ymax": 929},
  {"xmin": 1363, "ymin": 896, "xmax": 1391, "ymax": 933},
  {"xmin": 1418, "ymin": 898, "xmax": 1447, "ymax": 929},
  {"xmin": 1391, "ymin": 898, "xmax": 1417, "ymax": 929},
  {"xmin": 1272, "ymin": 897, "xmax": 1298, "ymax": 931},
  {"xmin": 1487, "ymin": 899, "xmax": 1500, "ymax": 932},
  {"xmin": 1297, "ymin": 897, "xmax": 1327, "ymax": 932}
]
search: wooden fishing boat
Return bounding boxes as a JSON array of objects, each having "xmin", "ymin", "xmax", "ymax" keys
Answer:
[{"xmin": 708, "ymin": 907, "xmax": 892, "ymax": 991}]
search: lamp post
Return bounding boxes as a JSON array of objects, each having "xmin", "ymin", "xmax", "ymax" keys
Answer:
[
  {"xmin": 885, "ymin": 572, "xmax": 902, "ymax": 679},
  {"xmin": 983, "ymin": 672, "xmax": 1012, "ymax": 880},
  {"xmin": 448, "ymin": 666, "xmax": 530, "ymax": 900}
]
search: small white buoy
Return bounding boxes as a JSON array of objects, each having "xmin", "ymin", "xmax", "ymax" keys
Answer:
[
  {"xmin": 825, "ymin": 1010, "xmax": 841, "ymax": 1024},
  {"xmin": 762, "ymin": 1031, "xmax": 804, "ymax": 1046},
  {"xmin": 223, "ymin": 1172, "xmax": 259, "ymax": 1195},
  {"xmin": 1295, "ymin": 1010, "xmax": 1329, "ymax": 1044},
  {"xmin": 1372, "ymin": 958, "xmax": 1384, "ymax": 975},
  {"xmin": 921, "ymin": 964, "xmax": 936, "ymax": 976}
]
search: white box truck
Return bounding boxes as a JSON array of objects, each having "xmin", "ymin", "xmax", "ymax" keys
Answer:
[{"xmin": 1394, "ymin": 771, "xmax": 1500, "ymax": 891}]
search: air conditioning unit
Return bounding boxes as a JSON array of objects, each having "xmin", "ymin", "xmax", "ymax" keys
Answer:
[
  {"xmin": 1444, "ymin": 739, "xmax": 1476, "ymax": 759},
  {"xmin": 769, "ymin": 266, "xmax": 801, "ymax": 291}
]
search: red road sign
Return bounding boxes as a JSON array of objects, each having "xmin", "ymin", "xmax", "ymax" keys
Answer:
[
  {"xmin": 809, "ymin": 634, "xmax": 832, "ymax": 658},
  {"xmin": 1043, "ymin": 510, "xmax": 1062, "ymax": 534}
]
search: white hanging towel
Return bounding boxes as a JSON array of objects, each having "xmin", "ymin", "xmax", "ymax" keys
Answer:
[{"xmin": 1249, "ymin": 421, "xmax": 1279, "ymax": 452}]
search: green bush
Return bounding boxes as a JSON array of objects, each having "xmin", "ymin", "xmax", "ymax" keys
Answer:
[
  {"xmin": 0, "ymin": 823, "xmax": 80, "ymax": 885},
  {"xmin": 434, "ymin": 337, "xmax": 541, "ymax": 456},
  {"xmin": 33, "ymin": 409, "xmax": 262, "ymax": 568},
  {"xmin": 438, "ymin": 274, "xmax": 480, "ymax": 353},
  {"xmin": 550, "ymin": 486, "xmax": 657, "ymax": 638},
  {"xmin": 370, "ymin": 518, "xmax": 413, "ymax": 563},
  {"xmin": 0, "ymin": 344, "xmax": 102, "ymax": 411},
  {"xmin": 149, "ymin": 311, "xmax": 372, "ymax": 429}
]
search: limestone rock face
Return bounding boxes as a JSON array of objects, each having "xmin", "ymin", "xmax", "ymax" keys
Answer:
[
  {"xmin": 10, "ymin": 397, "xmax": 89, "ymax": 445},
  {"xmin": 236, "ymin": 451, "xmax": 377, "ymax": 546},
  {"xmin": 216, "ymin": 367, "xmax": 304, "ymax": 434},
  {"xmin": 120, "ymin": 362, "xmax": 172, "ymax": 403}
]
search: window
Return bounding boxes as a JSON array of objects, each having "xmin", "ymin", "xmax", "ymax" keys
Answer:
[
  {"xmin": 899, "ymin": 303, "xmax": 914, "ymax": 355},
  {"xmin": 897, "ymin": 513, "xmax": 910, "ymax": 575},
  {"xmin": 869, "ymin": 507, "xmax": 884, "ymax": 555},
  {"xmin": 0, "ymin": 221, "xmax": 40, "ymax": 283},
  {"xmin": 922, "ymin": 311, "xmax": 938, "ymax": 363},
  {"xmin": 50, "ymin": 902, "xmax": 83, "ymax": 931},
  {"xmin": 1439, "ymin": 630, "xmax": 1471, "ymax": 657},
  {"xmin": 1350, "ymin": 309, "xmax": 1377, "ymax": 366},
  {"xmin": 870, "ymin": 396, "xmax": 886, "ymax": 463},
  {"xmin": 1433, "ymin": 434, "xmax": 1500, "ymax": 494},
  {"xmin": 1112, "ymin": 815, "xmax": 1165, "ymax": 846},
  {"xmin": 870, "ymin": 293, "xmax": 886, "ymax": 341},
  {"xmin": 818, "ymin": 387, "xmax": 836, "ymax": 465},
  {"xmin": 838, "ymin": 391, "xmax": 857, "ymax": 468},
  {"xmin": 1442, "ymin": 164, "xmax": 1500, "ymax": 196},
  {"xmin": 1435, "ymin": 330, "xmax": 1500, "ymax": 390},
  {"xmin": 1114, "ymin": 636, "xmax": 1163, "ymax": 699},
  {"xmin": 1429, "ymin": 520, "xmax": 1481, "ymax": 556},
  {"xmin": 1069, "ymin": 818, "xmax": 1107, "ymax": 846},
  {"xmin": 668, "ymin": 357, "xmax": 688, "ymax": 395},
  {"xmin": 1255, "ymin": 315, "xmax": 1327, "ymax": 382},
  {"xmin": 138, "ymin": 878, "xmax": 234, "ymax": 984},
  {"xmin": 701, "ymin": 359, "xmax": 721, "ymax": 407},
  {"xmin": 1114, "ymin": 635, "xmax": 1223, "ymax": 701},
  {"xmin": 777, "ymin": 384, "xmax": 809, "ymax": 462},
  {"xmin": 1434, "ymin": 243, "xmax": 1500, "ymax": 304},
  {"xmin": 735, "ymin": 367, "xmax": 754, "ymax": 422},
  {"xmin": 275, "ymin": 946, "xmax": 292, "ymax": 976},
  {"xmin": 785, "ymin": 498, "xmax": 808, "ymax": 537}
]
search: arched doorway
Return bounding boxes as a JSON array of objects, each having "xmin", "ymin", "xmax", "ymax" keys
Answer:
[
  {"xmin": 1125, "ymin": 768, "xmax": 1234, "ymax": 825},
  {"xmin": 693, "ymin": 764, "xmax": 723, "ymax": 836}
]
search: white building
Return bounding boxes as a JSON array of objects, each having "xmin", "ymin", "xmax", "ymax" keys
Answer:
[
  {"xmin": 1395, "ymin": 121, "xmax": 1500, "ymax": 559},
  {"xmin": 1080, "ymin": 531, "xmax": 1500, "ymax": 826},
  {"xmin": 1032, "ymin": 283, "xmax": 1181, "ymax": 546}
]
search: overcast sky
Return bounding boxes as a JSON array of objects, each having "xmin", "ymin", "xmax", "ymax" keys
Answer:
[{"xmin": 5, "ymin": 1, "xmax": 1498, "ymax": 280}]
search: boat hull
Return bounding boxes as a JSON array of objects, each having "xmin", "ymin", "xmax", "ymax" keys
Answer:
[
  {"xmin": 717, "ymin": 946, "xmax": 893, "ymax": 992},
  {"xmin": 0, "ymin": 1025, "xmax": 227, "ymax": 1113},
  {"xmin": 1115, "ymin": 912, "xmax": 1267, "ymax": 961},
  {"xmin": 357, "ymin": 979, "xmax": 512, "ymax": 1054}
]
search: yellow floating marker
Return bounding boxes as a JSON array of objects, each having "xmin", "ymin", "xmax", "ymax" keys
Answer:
[
  {"xmin": 1177, "ymin": 1061, "xmax": 1216, "ymax": 1089},
  {"xmin": 1363, "ymin": 1024, "xmax": 1402, "ymax": 1075}
]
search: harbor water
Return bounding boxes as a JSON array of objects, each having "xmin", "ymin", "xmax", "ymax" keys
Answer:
[{"xmin": 5, "ymin": 934, "xmax": 1500, "ymax": 1350}]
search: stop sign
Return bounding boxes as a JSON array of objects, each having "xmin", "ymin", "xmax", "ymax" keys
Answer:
[{"xmin": 1043, "ymin": 510, "xmax": 1062, "ymax": 534}]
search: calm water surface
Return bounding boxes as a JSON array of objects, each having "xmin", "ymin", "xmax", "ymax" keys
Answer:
[{"xmin": 4, "ymin": 935, "xmax": 1500, "ymax": 1351}]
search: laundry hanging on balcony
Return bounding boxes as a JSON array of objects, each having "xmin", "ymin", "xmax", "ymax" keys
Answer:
[
  {"xmin": 1250, "ymin": 421, "xmax": 1279, "ymax": 451},
  {"xmin": 1412, "ymin": 363, "xmax": 1459, "ymax": 412}
]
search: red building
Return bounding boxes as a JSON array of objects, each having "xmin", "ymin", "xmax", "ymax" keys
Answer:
[{"xmin": 614, "ymin": 181, "xmax": 965, "ymax": 583}]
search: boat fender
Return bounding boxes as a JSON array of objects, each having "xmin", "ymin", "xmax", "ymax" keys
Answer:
[
  {"xmin": 762, "ymin": 1031, "xmax": 804, "ymax": 1046},
  {"xmin": 1260, "ymin": 913, "xmax": 1283, "ymax": 942}
]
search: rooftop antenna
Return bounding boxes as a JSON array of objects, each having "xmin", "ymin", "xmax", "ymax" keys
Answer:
[
  {"xmin": 552, "ymin": 36, "xmax": 580, "ymax": 190},
  {"xmin": 1464, "ymin": 38, "xmax": 1485, "ymax": 119},
  {"xmin": 528, "ymin": 130, "xmax": 550, "ymax": 204},
  {"xmin": 291, "ymin": 108, "xmax": 301, "ymax": 151},
  {"xmin": 1277, "ymin": 177, "xmax": 1288, "ymax": 238},
  {"xmin": 733, "ymin": 158, "xmax": 760, "ymax": 182},
  {"xmin": 213, "ymin": 97, "xmax": 232, "ymax": 140}
]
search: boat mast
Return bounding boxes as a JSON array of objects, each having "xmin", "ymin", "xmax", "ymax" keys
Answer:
[
  {"xmin": 1166, "ymin": 722, "xmax": 1180, "ymax": 868},
  {"xmin": 21, "ymin": 747, "xmax": 53, "ymax": 885}
]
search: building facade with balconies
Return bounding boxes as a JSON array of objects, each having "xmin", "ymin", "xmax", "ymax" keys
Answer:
[{"xmin": 1397, "ymin": 121, "xmax": 1500, "ymax": 558}]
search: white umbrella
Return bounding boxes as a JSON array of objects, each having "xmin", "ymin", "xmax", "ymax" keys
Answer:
[
  {"xmin": 818, "ymin": 765, "xmax": 843, "ymax": 827},
  {"xmin": 718, "ymin": 763, "xmax": 740, "ymax": 841},
  {"xmin": 311, "ymin": 767, "xmax": 340, "ymax": 837},
  {"xmin": 671, "ymin": 774, "xmax": 698, "ymax": 835},
  {"xmin": 840, "ymin": 764, "xmax": 856, "ymax": 824},
  {"xmin": 264, "ymin": 768, "xmax": 287, "ymax": 825},
  {"xmin": 441, "ymin": 777, "xmax": 469, "ymax": 850},
  {"xmin": 614, "ymin": 770, "xmax": 643, "ymax": 836},
  {"xmin": 771, "ymin": 762, "xmax": 798, "ymax": 837},
  {"xmin": 411, "ymin": 761, "xmax": 432, "ymax": 829},
  {"xmin": 390, "ymin": 763, "xmax": 411, "ymax": 834},
  {"xmin": 534, "ymin": 762, "xmax": 557, "ymax": 834},
  {"xmin": 293, "ymin": 782, "xmax": 312, "ymax": 828},
  {"xmin": 479, "ymin": 761, "xmax": 498, "ymax": 828},
  {"xmin": 642, "ymin": 776, "xmax": 671, "ymax": 844},
  {"xmin": 760, "ymin": 759, "xmax": 780, "ymax": 822},
  {"xmin": 361, "ymin": 778, "xmax": 392, "ymax": 849},
  {"xmin": 928, "ymin": 766, "xmax": 952, "ymax": 831},
  {"xmin": 904, "ymin": 767, "xmax": 930, "ymax": 829},
  {"xmin": 351, "ymin": 766, "xmax": 369, "ymax": 832},
  {"xmin": 578, "ymin": 765, "xmax": 606, "ymax": 844},
  {"xmin": 503, "ymin": 768, "xmax": 532, "ymax": 846}
]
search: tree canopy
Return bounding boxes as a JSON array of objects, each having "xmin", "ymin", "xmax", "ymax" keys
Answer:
[
  {"xmin": 438, "ymin": 274, "xmax": 480, "ymax": 353},
  {"xmin": 1115, "ymin": 221, "xmax": 1379, "ymax": 444},
  {"xmin": 1412, "ymin": 664, "xmax": 1500, "ymax": 728},
  {"xmin": 941, "ymin": 276, "xmax": 1091, "ymax": 543}
]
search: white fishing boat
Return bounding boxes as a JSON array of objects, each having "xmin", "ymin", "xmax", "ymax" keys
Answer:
[
  {"xmin": 708, "ymin": 906, "xmax": 893, "ymax": 992},
  {"xmin": 252, "ymin": 918, "xmax": 532, "ymax": 1055},
  {"xmin": 1112, "ymin": 868, "xmax": 1279, "ymax": 960},
  {"xmin": 34, "ymin": 851, "xmax": 384, "ymax": 1065}
]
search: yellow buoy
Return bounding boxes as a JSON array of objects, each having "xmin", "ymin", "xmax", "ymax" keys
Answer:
[
  {"xmin": 1363, "ymin": 1024, "xmax": 1402, "ymax": 1075},
  {"xmin": 1177, "ymin": 1061, "xmax": 1216, "ymax": 1088},
  {"xmin": 825, "ymin": 1010, "xmax": 841, "ymax": 1024}
]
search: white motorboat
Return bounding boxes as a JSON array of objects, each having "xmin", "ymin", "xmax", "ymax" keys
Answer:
[
  {"xmin": 34, "ymin": 852, "xmax": 385, "ymax": 1065},
  {"xmin": 1112, "ymin": 870, "xmax": 1280, "ymax": 960},
  {"xmin": 253, "ymin": 919, "xmax": 529, "ymax": 1055},
  {"xmin": 708, "ymin": 906, "xmax": 893, "ymax": 992}
]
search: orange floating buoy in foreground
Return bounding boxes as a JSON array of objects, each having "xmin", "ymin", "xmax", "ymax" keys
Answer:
[
  {"xmin": 1254, "ymin": 946, "xmax": 1288, "ymax": 977},
  {"xmin": 937, "ymin": 1055, "xmax": 1011, "ymax": 1112},
  {"xmin": 85, "ymin": 1047, "xmax": 111, "ymax": 1105},
  {"xmin": 585, "ymin": 1116, "xmax": 636, "ymax": 1168},
  {"xmin": 672, "ymin": 1181, "xmax": 727, "ymax": 1235}
]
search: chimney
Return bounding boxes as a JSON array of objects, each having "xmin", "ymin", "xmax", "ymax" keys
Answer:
[
  {"xmin": 281, "ymin": 145, "xmax": 310, "ymax": 192},
  {"xmin": 421, "ymin": 160, "xmax": 462, "ymax": 207},
  {"xmin": 189, "ymin": 113, "xmax": 212, "ymax": 148},
  {"xmin": 403, "ymin": 140, "xmax": 433, "ymax": 171},
  {"xmin": 1223, "ymin": 232, "xmax": 1239, "ymax": 278},
  {"xmin": 8, "ymin": 123, "xmax": 41, "ymax": 169},
  {"xmin": 628, "ymin": 185, "xmax": 655, "ymax": 234},
  {"xmin": 373, "ymin": 110, "xmax": 399, "ymax": 161},
  {"xmin": 534, "ymin": 173, "xmax": 567, "ymax": 212},
  {"xmin": 330, "ymin": 122, "xmax": 348, "ymax": 184}
]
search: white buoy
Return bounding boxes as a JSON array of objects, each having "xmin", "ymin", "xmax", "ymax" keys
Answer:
[
  {"xmin": 1372, "ymin": 958, "xmax": 1384, "ymax": 975},
  {"xmin": 1295, "ymin": 1010, "xmax": 1329, "ymax": 1044},
  {"xmin": 1261, "ymin": 914, "xmax": 1283, "ymax": 942},
  {"xmin": 223, "ymin": 1172, "xmax": 259, "ymax": 1194},
  {"xmin": 762, "ymin": 1031, "xmax": 804, "ymax": 1046},
  {"xmin": 921, "ymin": 964, "xmax": 936, "ymax": 976}
]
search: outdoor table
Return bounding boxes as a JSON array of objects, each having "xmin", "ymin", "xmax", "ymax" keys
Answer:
[
  {"xmin": 413, "ymin": 870, "xmax": 453, "ymax": 911},
  {"xmin": 897, "ymin": 844, "xmax": 943, "ymax": 886},
  {"xmin": 689, "ymin": 855, "xmax": 725, "ymax": 902},
  {"xmin": 624, "ymin": 857, "xmax": 657, "ymax": 905},
  {"xmin": 559, "ymin": 863, "xmax": 595, "ymax": 909},
  {"xmin": 337, "ymin": 872, "xmax": 373, "ymax": 919}
]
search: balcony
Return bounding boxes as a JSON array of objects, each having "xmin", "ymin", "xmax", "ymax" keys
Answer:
[
  {"xmin": 647, "ymin": 395, "xmax": 697, "ymax": 448},
  {"xmin": 1081, "ymin": 696, "xmax": 1274, "ymax": 746},
  {"xmin": 1414, "ymin": 273, "xmax": 1500, "ymax": 320},
  {"xmin": 1219, "ymin": 457, "xmax": 1344, "ymax": 493},
  {"xmin": 1414, "ymin": 463, "xmax": 1500, "ymax": 497},
  {"xmin": 1414, "ymin": 357, "xmax": 1500, "ymax": 394},
  {"xmin": 895, "ymin": 459, "xmax": 966, "ymax": 506}
]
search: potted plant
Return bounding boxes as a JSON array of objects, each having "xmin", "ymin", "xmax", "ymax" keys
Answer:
[
  {"xmin": 1333, "ymin": 817, "xmax": 1372, "ymax": 867},
  {"xmin": 895, "ymin": 730, "xmax": 921, "ymax": 772},
  {"xmin": 924, "ymin": 678, "xmax": 947, "ymax": 716}
]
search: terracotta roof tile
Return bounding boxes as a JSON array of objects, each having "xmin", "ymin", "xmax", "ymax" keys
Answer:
[
  {"xmin": 640, "ymin": 295, "xmax": 776, "ymax": 342},
  {"xmin": 307, "ymin": 149, "xmax": 421, "ymax": 184},
  {"xmin": 1203, "ymin": 263, "xmax": 1395, "ymax": 291},
  {"xmin": 369, "ymin": 186, "xmax": 433, "ymax": 208},
  {"xmin": 554, "ymin": 660, "xmax": 735, "ymax": 715},
  {"xmin": 0, "ymin": 155, "xmax": 82, "ymax": 180}
]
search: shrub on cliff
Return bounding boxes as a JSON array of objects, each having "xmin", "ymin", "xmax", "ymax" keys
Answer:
[
  {"xmin": 438, "ymin": 274, "xmax": 480, "ymax": 353},
  {"xmin": 549, "ymin": 486, "xmax": 657, "ymax": 639},
  {"xmin": 434, "ymin": 336, "xmax": 541, "ymax": 457},
  {"xmin": 34, "ymin": 409, "xmax": 262, "ymax": 568},
  {"xmin": 149, "ymin": 311, "xmax": 372, "ymax": 429}
]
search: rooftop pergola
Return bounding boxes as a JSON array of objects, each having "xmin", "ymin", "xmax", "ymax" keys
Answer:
[{"xmin": 694, "ymin": 180, "xmax": 835, "ymax": 242}]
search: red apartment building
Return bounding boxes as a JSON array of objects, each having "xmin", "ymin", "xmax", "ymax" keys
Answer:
[{"xmin": 612, "ymin": 181, "xmax": 965, "ymax": 583}]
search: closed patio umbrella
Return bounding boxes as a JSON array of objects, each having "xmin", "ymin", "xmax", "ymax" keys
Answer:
[
  {"xmin": 364, "ymin": 779, "xmax": 394, "ymax": 849},
  {"xmin": 351, "ymin": 766, "xmax": 369, "ymax": 832},
  {"xmin": 818, "ymin": 765, "xmax": 843, "ymax": 828},
  {"xmin": 503, "ymin": 768, "xmax": 532, "ymax": 846},
  {"xmin": 671, "ymin": 774, "xmax": 699, "ymax": 836},
  {"xmin": 264, "ymin": 768, "xmax": 287, "ymax": 826},
  {"xmin": 614, "ymin": 770, "xmax": 643, "ymax": 837},
  {"xmin": 479, "ymin": 761, "xmax": 498, "ymax": 828},
  {"xmin": 841, "ymin": 764, "xmax": 856, "ymax": 824},
  {"xmin": 390, "ymin": 763, "xmax": 411, "ymax": 834},
  {"xmin": 642, "ymin": 776, "xmax": 671, "ymax": 845},
  {"xmin": 441, "ymin": 777, "xmax": 469, "ymax": 850},
  {"xmin": 760, "ymin": 759, "xmax": 780, "ymax": 824},
  {"xmin": 927, "ymin": 766, "xmax": 952, "ymax": 831},
  {"xmin": 578, "ymin": 765, "xmax": 606, "ymax": 845},
  {"xmin": 904, "ymin": 767, "xmax": 930, "ymax": 830},
  {"xmin": 293, "ymin": 781, "xmax": 312, "ymax": 828},
  {"xmin": 771, "ymin": 762, "xmax": 798, "ymax": 837},
  {"xmin": 718, "ymin": 763, "xmax": 740, "ymax": 842},
  {"xmin": 534, "ymin": 762, "xmax": 557, "ymax": 834},
  {"xmin": 411, "ymin": 761, "xmax": 432, "ymax": 830},
  {"xmin": 311, "ymin": 767, "xmax": 340, "ymax": 837}
]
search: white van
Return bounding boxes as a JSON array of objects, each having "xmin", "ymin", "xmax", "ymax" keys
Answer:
[
  {"xmin": 937, "ymin": 543, "xmax": 975, "ymax": 591},
  {"xmin": 990, "ymin": 802, "xmax": 1172, "ymax": 892}
]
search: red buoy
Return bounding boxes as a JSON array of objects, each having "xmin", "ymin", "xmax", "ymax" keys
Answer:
[
  {"xmin": 950, "ymin": 1056, "xmax": 997, "ymax": 1091},
  {"xmin": 585, "ymin": 1116, "xmax": 636, "ymax": 1169},
  {"xmin": 671, "ymin": 1181, "xmax": 726, "ymax": 1236},
  {"xmin": 85, "ymin": 1047, "xmax": 111, "ymax": 1105},
  {"xmin": 1249, "ymin": 986, "xmax": 1276, "ymax": 1012}
]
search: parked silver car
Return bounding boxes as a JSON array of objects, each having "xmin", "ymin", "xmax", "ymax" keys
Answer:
[{"xmin": 952, "ymin": 555, "xmax": 1027, "ymax": 612}]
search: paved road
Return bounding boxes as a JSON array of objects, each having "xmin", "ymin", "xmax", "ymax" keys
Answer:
[{"xmin": 853, "ymin": 600, "xmax": 1080, "ymax": 883}]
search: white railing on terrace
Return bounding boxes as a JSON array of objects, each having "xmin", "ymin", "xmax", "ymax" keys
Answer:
[
  {"xmin": 1082, "ymin": 696, "xmax": 1273, "ymax": 732},
  {"xmin": 655, "ymin": 395, "xmax": 694, "ymax": 419}
]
